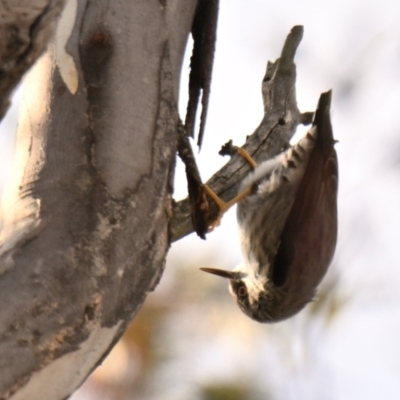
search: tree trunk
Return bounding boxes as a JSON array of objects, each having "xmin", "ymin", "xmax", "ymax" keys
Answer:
[{"xmin": 0, "ymin": 0, "xmax": 197, "ymax": 398}]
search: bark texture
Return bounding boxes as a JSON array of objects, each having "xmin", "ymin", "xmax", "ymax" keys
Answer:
[
  {"xmin": 0, "ymin": 0, "xmax": 197, "ymax": 398},
  {"xmin": 0, "ymin": 0, "xmax": 67, "ymax": 121}
]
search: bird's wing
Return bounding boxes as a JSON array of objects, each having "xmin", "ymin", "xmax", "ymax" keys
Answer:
[{"xmin": 270, "ymin": 91, "xmax": 338, "ymax": 305}]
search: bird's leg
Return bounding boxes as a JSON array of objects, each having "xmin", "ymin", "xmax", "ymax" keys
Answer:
[
  {"xmin": 203, "ymin": 147, "xmax": 257, "ymax": 230},
  {"xmin": 236, "ymin": 148, "xmax": 258, "ymax": 169}
]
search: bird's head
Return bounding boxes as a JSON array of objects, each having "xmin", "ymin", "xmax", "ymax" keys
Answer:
[{"xmin": 200, "ymin": 267, "xmax": 276, "ymax": 322}]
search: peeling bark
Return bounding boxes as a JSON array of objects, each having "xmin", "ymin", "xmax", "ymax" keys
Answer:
[
  {"xmin": 0, "ymin": 0, "xmax": 198, "ymax": 398},
  {"xmin": 0, "ymin": 0, "xmax": 67, "ymax": 121}
]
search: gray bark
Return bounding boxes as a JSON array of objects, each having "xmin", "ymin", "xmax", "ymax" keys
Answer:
[
  {"xmin": 0, "ymin": 0, "xmax": 197, "ymax": 398},
  {"xmin": 0, "ymin": 0, "xmax": 67, "ymax": 121}
]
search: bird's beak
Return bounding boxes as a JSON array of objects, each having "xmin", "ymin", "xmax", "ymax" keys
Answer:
[{"xmin": 200, "ymin": 267, "xmax": 237, "ymax": 279}]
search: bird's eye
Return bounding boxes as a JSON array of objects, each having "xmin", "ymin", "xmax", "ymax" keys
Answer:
[{"xmin": 237, "ymin": 285, "xmax": 247, "ymax": 298}]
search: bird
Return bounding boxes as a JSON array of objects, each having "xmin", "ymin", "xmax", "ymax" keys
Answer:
[{"xmin": 201, "ymin": 91, "xmax": 338, "ymax": 322}]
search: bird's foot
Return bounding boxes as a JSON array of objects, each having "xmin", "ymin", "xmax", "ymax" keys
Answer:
[{"xmin": 203, "ymin": 146, "xmax": 257, "ymax": 231}]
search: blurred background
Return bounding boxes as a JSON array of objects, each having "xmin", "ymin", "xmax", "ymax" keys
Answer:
[{"xmin": 2, "ymin": 0, "xmax": 400, "ymax": 399}]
